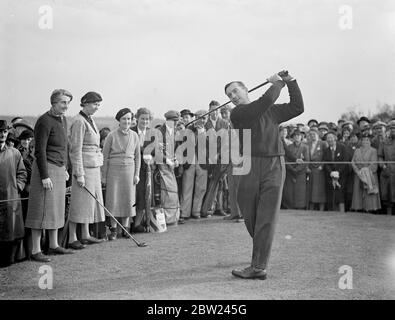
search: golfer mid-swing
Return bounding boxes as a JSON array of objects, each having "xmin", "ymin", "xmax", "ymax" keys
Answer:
[{"xmin": 226, "ymin": 70, "xmax": 304, "ymax": 279}]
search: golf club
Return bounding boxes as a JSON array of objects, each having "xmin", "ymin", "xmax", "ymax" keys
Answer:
[
  {"xmin": 185, "ymin": 70, "xmax": 289, "ymax": 128},
  {"xmin": 83, "ymin": 186, "xmax": 148, "ymax": 247}
]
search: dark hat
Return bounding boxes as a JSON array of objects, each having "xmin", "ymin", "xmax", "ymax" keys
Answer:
[
  {"xmin": 6, "ymin": 132, "xmax": 18, "ymax": 143},
  {"xmin": 328, "ymin": 122, "xmax": 338, "ymax": 130},
  {"xmin": 164, "ymin": 110, "xmax": 180, "ymax": 121},
  {"xmin": 18, "ymin": 129, "xmax": 34, "ymax": 140},
  {"xmin": 337, "ymin": 119, "xmax": 345, "ymax": 124},
  {"xmin": 81, "ymin": 91, "xmax": 102, "ymax": 106},
  {"xmin": 115, "ymin": 108, "xmax": 133, "ymax": 121},
  {"xmin": 357, "ymin": 116, "xmax": 370, "ymax": 125},
  {"xmin": 290, "ymin": 129, "xmax": 302, "ymax": 138},
  {"xmin": 180, "ymin": 109, "xmax": 195, "ymax": 117},
  {"xmin": 0, "ymin": 120, "xmax": 8, "ymax": 131},
  {"xmin": 307, "ymin": 119, "xmax": 318, "ymax": 126}
]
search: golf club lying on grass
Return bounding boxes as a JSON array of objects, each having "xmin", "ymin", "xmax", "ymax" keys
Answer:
[
  {"xmin": 185, "ymin": 70, "xmax": 289, "ymax": 128},
  {"xmin": 83, "ymin": 186, "xmax": 148, "ymax": 247}
]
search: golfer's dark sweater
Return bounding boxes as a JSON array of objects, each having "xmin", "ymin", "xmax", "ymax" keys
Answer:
[
  {"xmin": 230, "ymin": 80, "xmax": 304, "ymax": 157},
  {"xmin": 34, "ymin": 111, "xmax": 68, "ymax": 179}
]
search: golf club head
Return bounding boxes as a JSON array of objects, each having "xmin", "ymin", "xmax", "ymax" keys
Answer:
[{"xmin": 138, "ymin": 242, "xmax": 148, "ymax": 247}]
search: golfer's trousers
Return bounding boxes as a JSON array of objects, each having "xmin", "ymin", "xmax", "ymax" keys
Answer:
[{"xmin": 237, "ymin": 156, "xmax": 285, "ymax": 270}]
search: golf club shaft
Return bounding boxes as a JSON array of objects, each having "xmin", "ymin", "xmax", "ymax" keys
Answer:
[
  {"xmin": 83, "ymin": 186, "xmax": 145, "ymax": 247},
  {"xmin": 185, "ymin": 80, "xmax": 269, "ymax": 128}
]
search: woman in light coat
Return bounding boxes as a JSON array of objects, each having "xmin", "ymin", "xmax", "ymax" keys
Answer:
[
  {"xmin": 68, "ymin": 92, "xmax": 105, "ymax": 249},
  {"xmin": 101, "ymin": 108, "xmax": 141, "ymax": 240},
  {"xmin": 351, "ymin": 133, "xmax": 381, "ymax": 212}
]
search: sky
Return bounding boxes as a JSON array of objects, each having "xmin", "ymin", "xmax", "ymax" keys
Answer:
[{"xmin": 0, "ymin": 0, "xmax": 394, "ymax": 123}]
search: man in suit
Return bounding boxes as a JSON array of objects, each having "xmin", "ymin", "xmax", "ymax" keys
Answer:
[
  {"xmin": 322, "ymin": 131, "xmax": 349, "ymax": 212},
  {"xmin": 228, "ymin": 70, "xmax": 304, "ymax": 280},
  {"xmin": 201, "ymin": 101, "xmax": 230, "ymax": 217}
]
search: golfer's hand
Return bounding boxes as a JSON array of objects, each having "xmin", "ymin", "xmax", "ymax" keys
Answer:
[
  {"xmin": 267, "ymin": 73, "xmax": 284, "ymax": 85},
  {"xmin": 65, "ymin": 170, "xmax": 70, "ymax": 181},
  {"xmin": 42, "ymin": 178, "xmax": 53, "ymax": 191},
  {"xmin": 133, "ymin": 175, "xmax": 140, "ymax": 185},
  {"xmin": 77, "ymin": 175, "xmax": 85, "ymax": 188},
  {"xmin": 278, "ymin": 70, "xmax": 295, "ymax": 82}
]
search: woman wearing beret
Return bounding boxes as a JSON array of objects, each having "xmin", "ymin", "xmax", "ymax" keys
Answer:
[
  {"xmin": 68, "ymin": 92, "xmax": 105, "ymax": 249},
  {"xmin": 25, "ymin": 89, "xmax": 74, "ymax": 262},
  {"xmin": 101, "ymin": 108, "xmax": 141, "ymax": 240}
]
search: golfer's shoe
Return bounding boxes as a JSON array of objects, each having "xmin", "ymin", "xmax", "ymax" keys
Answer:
[
  {"xmin": 108, "ymin": 228, "xmax": 117, "ymax": 241},
  {"xmin": 68, "ymin": 240, "xmax": 86, "ymax": 250},
  {"xmin": 47, "ymin": 246, "xmax": 74, "ymax": 255},
  {"xmin": 231, "ymin": 266, "xmax": 267, "ymax": 280},
  {"xmin": 80, "ymin": 237, "xmax": 104, "ymax": 245},
  {"xmin": 30, "ymin": 252, "xmax": 51, "ymax": 263}
]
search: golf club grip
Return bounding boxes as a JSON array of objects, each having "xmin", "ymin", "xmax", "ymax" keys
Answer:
[{"xmin": 185, "ymin": 80, "xmax": 270, "ymax": 127}]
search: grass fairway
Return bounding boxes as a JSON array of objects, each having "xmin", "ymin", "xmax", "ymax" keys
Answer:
[{"xmin": 1, "ymin": 209, "xmax": 395, "ymax": 300}]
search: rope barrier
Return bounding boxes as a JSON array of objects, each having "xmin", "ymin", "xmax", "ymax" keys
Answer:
[{"xmin": 1, "ymin": 160, "xmax": 394, "ymax": 204}]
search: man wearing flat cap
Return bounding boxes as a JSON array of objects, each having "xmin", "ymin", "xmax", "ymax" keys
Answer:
[
  {"xmin": 371, "ymin": 121, "xmax": 386, "ymax": 150},
  {"xmin": 357, "ymin": 116, "xmax": 370, "ymax": 130},
  {"xmin": 378, "ymin": 120, "xmax": 395, "ymax": 215},
  {"xmin": 154, "ymin": 110, "xmax": 181, "ymax": 225},
  {"xmin": 201, "ymin": 100, "xmax": 230, "ymax": 218},
  {"xmin": 318, "ymin": 122, "xmax": 329, "ymax": 140},
  {"xmin": 180, "ymin": 109, "xmax": 195, "ymax": 125},
  {"xmin": 179, "ymin": 109, "xmax": 210, "ymax": 221}
]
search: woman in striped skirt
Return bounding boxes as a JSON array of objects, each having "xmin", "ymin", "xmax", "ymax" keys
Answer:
[{"xmin": 101, "ymin": 108, "xmax": 141, "ymax": 240}]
